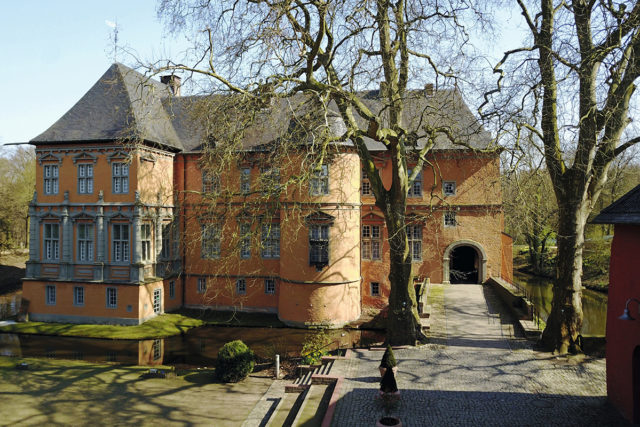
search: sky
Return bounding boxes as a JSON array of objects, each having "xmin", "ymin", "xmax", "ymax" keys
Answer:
[{"xmin": 0, "ymin": 1, "xmax": 525, "ymax": 148}]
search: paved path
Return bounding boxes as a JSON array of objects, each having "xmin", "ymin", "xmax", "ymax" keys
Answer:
[{"xmin": 330, "ymin": 284, "xmax": 628, "ymax": 426}]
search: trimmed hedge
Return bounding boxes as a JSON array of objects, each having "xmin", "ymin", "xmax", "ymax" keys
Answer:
[{"xmin": 215, "ymin": 340, "xmax": 255, "ymax": 383}]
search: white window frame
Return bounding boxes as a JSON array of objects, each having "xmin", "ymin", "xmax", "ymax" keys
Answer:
[
  {"xmin": 78, "ymin": 164, "xmax": 94, "ymax": 194},
  {"xmin": 261, "ymin": 223, "xmax": 280, "ymax": 259},
  {"xmin": 309, "ymin": 224, "xmax": 329, "ymax": 266},
  {"xmin": 240, "ymin": 167, "xmax": 251, "ymax": 194},
  {"xmin": 240, "ymin": 223, "xmax": 251, "ymax": 259},
  {"xmin": 443, "ymin": 181, "xmax": 456, "ymax": 196},
  {"xmin": 265, "ymin": 278, "xmax": 276, "ymax": 295},
  {"xmin": 444, "ymin": 211, "xmax": 457, "ymax": 227},
  {"xmin": 112, "ymin": 162, "xmax": 129, "ymax": 194},
  {"xmin": 141, "ymin": 223, "xmax": 152, "ymax": 262},
  {"xmin": 46, "ymin": 284, "xmax": 56, "ymax": 305},
  {"xmin": 106, "ymin": 287, "xmax": 117, "ymax": 308},
  {"xmin": 153, "ymin": 288, "xmax": 162, "ymax": 314},
  {"xmin": 74, "ymin": 286, "xmax": 84, "ymax": 306},
  {"xmin": 43, "ymin": 164, "xmax": 59, "ymax": 195},
  {"xmin": 112, "ymin": 224, "xmax": 130, "ymax": 263},
  {"xmin": 407, "ymin": 225, "xmax": 422, "ymax": 262},
  {"xmin": 310, "ymin": 165, "xmax": 329, "ymax": 196},
  {"xmin": 362, "ymin": 225, "xmax": 381, "ymax": 261},
  {"xmin": 77, "ymin": 223, "xmax": 94, "ymax": 262},
  {"xmin": 44, "ymin": 223, "xmax": 60, "ymax": 261},
  {"xmin": 236, "ymin": 278, "xmax": 246, "ymax": 295},
  {"xmin": 197, "ymin": 277, "xmax": 207, "ymax": 294},
  {"xmin": 408, "ymin": 168, "xmax": 422, "ymax": 197},
  {"xmin": 201, "ymin": 224, "xmax": 221, "ymax": 259},
  {"xmin": 202, "ymin": 170, "xmax": 220, "ymax": 194}
]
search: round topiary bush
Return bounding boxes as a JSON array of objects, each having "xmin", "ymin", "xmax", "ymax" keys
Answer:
[{"xmin": 215, "ymin": 340, "xmax": 255, "ymax": 383}]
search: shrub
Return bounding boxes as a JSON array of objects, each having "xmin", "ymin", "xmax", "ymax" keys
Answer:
[
  {"xmin": 380, "ymin": 345, "xmax": 397, "ymax": 369},
  {"xmin": 215, "ymin": 340, "xmax": 255, "ymax": 383},
  {"xmin": 300, "ymin": 331, "xmax": 330, "ymax": 365}
]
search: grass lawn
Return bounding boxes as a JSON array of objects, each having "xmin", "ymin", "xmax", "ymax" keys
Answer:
[
  {"xmin": 0, "ymin": 313, "xmax": 204, "ymax": 339},
  {"xmin": 0, "ymin": 356, "xmax": 272, "ymax": 426}
]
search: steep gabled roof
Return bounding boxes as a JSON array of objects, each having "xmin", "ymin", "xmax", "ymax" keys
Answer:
[
  {"xmin": 31, "ymin": 63, "xmax": 492, "ymax": 154},
  {"xmin": 32, "ymin": 63, "xmax": 183, "ymax": 151},
  {"xmin": 592, "ymin": 183, "xmax": 640, "ymax": 225}
]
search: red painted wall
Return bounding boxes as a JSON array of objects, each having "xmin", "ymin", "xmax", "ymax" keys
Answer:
[{"xmin": 606, "ymin": 224, "xmax": 640, "ymax": 423}]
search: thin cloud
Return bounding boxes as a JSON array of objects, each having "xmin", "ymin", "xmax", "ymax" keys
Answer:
[{"xmin": 105, "ymin": 20, "xmax": 117, "ymax": 29}]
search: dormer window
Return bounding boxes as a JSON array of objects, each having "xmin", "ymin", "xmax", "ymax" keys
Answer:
[{"xmin": 44, "ymin": 165, "xmax": 59, "ymax": 195}]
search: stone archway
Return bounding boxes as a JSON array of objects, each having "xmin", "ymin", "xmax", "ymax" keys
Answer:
[{"xmin": 442, "ymin": 240, "xmax": 488, "ymax": 284}]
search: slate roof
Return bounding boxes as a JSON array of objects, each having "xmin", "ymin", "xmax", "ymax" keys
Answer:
[
  {"xmin": 32, "ymin": 63, "xmax": 492, "ymax": 153},
  {"xmin": 592, "ymin": 183, "xmax": 640, "ymax": 225}
]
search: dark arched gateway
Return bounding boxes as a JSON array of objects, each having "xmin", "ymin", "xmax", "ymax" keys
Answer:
[{"xmin": 449, "ymin": 245, "xmax": 479, "ymax": 284}]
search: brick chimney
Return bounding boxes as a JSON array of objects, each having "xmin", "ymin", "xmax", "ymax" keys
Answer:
[{"xmin": 161, "ymin": 75, "xmax": 181, "ymax": 96}]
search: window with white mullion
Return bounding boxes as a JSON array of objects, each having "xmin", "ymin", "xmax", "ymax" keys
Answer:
[
  {"xmin": 407, "ymin": 225, "xmax": 422, "ymax": 262},
  {"xmin": 408, "ymin": 168, "xmax": 422, "ymax": 197},
  {"xmin": 309, "ymin": 224, "xmax": 329, "ymax": 265},
  {"xmin": 240, "ymin": 223, "xmax": 251, "ymax": 259},
  {"xmin": 44, "ymin": 223, "xmax": 60, "ymax": 260},
  {"xmin": 78, "ymin": 164, "xmax": 94, "ymax": 194},
  {"xmin": 77, "ymin": 223, "xmax": 94, "ymax": 262},
  {"xmin": 112, "ymin": 224, "xmax": 130, "ymax": 262},
  {"xmin": 362, "ymin": 225, "xmax": 381, "ymax": 260},
  {"xmin": 112, "ymin": 162, "xmax": 129, "ymax": 194},
  {"xmin": 44, "ymin": 165, "xmax": 59, "ymax": 195},
  {"xmin": 141, "ymin": 224, "xmax": 152, "ymax": 261},
  {"xmin": 261, "ymin": 223, "xmax": 280, "ymax": 259}
]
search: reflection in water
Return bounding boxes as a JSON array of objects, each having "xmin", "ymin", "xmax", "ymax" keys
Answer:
[
  {"xmin": 514, "ymin": 272, "xmax": 607, "ymax": 336},
  {"xmin": 0, "ymin": 326, "xmax": 384, "ymax": 367}
]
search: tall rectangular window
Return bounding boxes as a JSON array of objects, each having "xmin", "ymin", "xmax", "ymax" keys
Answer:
[
  {"xmin": 261, "ymin": 223, "xmax": 280, "ymax": 259},
  {"xmin": 202, "ymin": 171, "xmax": 219, "ymax": 194},
  {"xmin": 74, "ymin": 286, "xmax": 84, "ymax": 306},
  {"xmin": 202, "ymin": 224, "xmax": 220, "ymax": 259},
  {"xmin": 408, "ymin": 168, "xmax": 422, "ymax": 197},
  {"xmin": 46, "ymin": 285, "xmax": 56, "ymax": 305},
  {"xmin": 197, "ymin": 277, "xmax": 207, "ymax": 294},
  {"xmin": 260, "ymin": 167, "xmax": 281, "ymax": 194},
  {"xmin": 240, "ymin": 223, "xmax": 251, "ymax": 259},
  {"xmin": 361, "ymin": 177, "xmax": 371, "ymax": 196},
  {"xmin": 310, "ymin": 165, "xmax": 329, "ymax": 195},
  {"xmin": 106, "ymin": 287, "xmax": 117, "ymax": 308},
  {"xmin": 236, "ymin": 278, "xmax": 246, "ymax": 295},
  {"xmin": 112, "ymin": 224, "xmax": 130, "ymax": 262},
  {"xmin": 78, "ymin": 164, "xmax": 94, "ymax": 194},
  {"xmin": 153, "ymin": 288, "xmax": 162, "ymax": 314},
  {"xmin": 112, "ymin": 162, "xmax": 129, "ymax": 194},
  {"xmin": 43, "ymin": 165, "xmax": 59, "ymax": 195},
  {"xmin": 161, "ymin": 223, "xmax": 171, "ymax": 259},
  {"xmin": 309, "ymin": 224, "xmax": 329, "ymax": 266},
  {"xmin": 169, "ymin": 281, "xmax": 175, "ymax": 299},
  {"xmin": 141, "ymin": 224, "xmax": 152, "ymax": 261},
  {"xmin": 44, "ymin": 223, "xmax": 60, "ymax": 261},
  {"xmin": 240, "ymin": 167, "xmax": 251, "ymax": 194},
  {"xmin": 77, "ymin": 224, "xmax": 94, "ymax": 262},
  {"xmin": 265, "ymin": 278, "xmax": 276, "ymax": 295},
  {"xmin": 407, "ymin": 225, "xmax": 422, "ymax": 262},
  {"xmin": 362, "ymin": 225, "xmax": 381, "ymax": 260}
]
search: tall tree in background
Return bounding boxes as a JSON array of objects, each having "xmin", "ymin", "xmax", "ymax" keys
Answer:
[
  {"xmin": 485, "ymin": 1, "xmax": 640, "ymax": 353},
  {"xmin": 0, "ymin": 147, "xmax": 35, "ymax": 252},
  {"xmin": 153, "ymin": 0, "xmax": 491, "ymax": 344}
]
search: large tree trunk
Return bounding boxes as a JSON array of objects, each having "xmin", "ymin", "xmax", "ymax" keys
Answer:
[
  {"xmin": 540, "ymin": 198, "xmax": 587, "ymax": 353},
  {"xmin": 384, "ymin": 207, "xmax": 423, "ymax": 345}
]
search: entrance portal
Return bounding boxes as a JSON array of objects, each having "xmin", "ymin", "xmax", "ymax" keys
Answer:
[{"xmin": 450, "ymin": 246, "xmax": 479, "ymax": 284}]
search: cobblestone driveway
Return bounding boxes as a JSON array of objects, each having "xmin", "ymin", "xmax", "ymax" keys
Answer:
[{"xmin": 330, "ymin": 284, "xmax": 628, "ymax": 426}]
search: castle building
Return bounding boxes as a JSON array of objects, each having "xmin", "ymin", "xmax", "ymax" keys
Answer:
[{"xmin": 22, "ymin": 63, "xmax": 512, "ymax": 326}]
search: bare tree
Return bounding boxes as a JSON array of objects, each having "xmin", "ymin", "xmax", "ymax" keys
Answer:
[
  {"xmin": 0, "ymin": 146, "xmax": 35, "ymax": 252},
  {"xmin": 483, "ymin": 1, "xmax": 640, "ymax": 353},
  {"xmin": 151, "ymin": 0, "xmax": 492, "ymax": 345}
]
